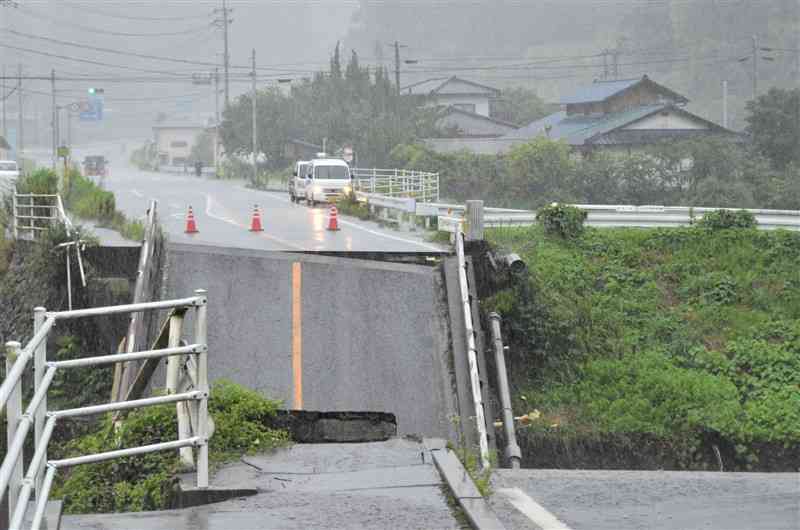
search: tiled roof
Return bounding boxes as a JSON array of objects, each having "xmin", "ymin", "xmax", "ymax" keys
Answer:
[
  {"xmin": 503, "ymin": 104, "xmax": 671, "ymax": 145},
  {"xmin": 560, "ymin": 78, "xmax": 642, "ymax": 105},
  {"xmin": 402, "ymin": 76, "xmax": 499, "ymax": 96},
  {"xmin": 503, "ymin": 104, "xmax": 736, "ymax": 146}
]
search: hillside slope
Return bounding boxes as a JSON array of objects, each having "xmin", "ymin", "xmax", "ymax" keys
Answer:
[{"xmin": 487, "ymin": 224, "xmax": 800, "ymax": 471}]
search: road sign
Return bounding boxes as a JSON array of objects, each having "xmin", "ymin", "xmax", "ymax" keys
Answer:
[{"xmin": 79, "ymin": 96, "xmax": 103, "ymax": 121}]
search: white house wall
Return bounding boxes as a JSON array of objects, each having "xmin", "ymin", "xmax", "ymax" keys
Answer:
[
  {"xmin": 438, "ymin": 113, "xmax": 517, "ymax": 137},
  {"xmin": 431, "ymin": 95, "xmax": 490, "ymax": 117},
  {"xmin": 155, "ymin": 127, "xmax": 203, "ymax": 165},
  {"xmin": 624, "ymin": 111, "xmax": 708, "ymax": 130}
]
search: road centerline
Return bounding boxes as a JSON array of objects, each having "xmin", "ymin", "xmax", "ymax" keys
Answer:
[{"xmin": 292, "ymin": 262, "xmax": 303, "ymax": 410}]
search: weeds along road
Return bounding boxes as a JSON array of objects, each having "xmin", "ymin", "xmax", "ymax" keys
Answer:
[{"xmin": 74, "ymin": 144, "xmax": 444, "ymax": 253}]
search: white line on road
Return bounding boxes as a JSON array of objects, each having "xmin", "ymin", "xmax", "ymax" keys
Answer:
[
  {"xmin": 203, "ymin": 193, "xmax": 305, "ymax": 251},
  {"xmin": 130, "ymin": 189, "xmax": 144, "ymax": 198},
  {"xmin": 256, "ymin": 190, "xmax": 445, "ymax": 252},
  {"xmin": 497, "ymin": 488, "xmax": 574, "ymax": 530}
]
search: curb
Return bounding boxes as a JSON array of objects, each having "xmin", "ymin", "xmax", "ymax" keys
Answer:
[{"xmin": 429, "ymin": 445, "xmax": 506, "ymax": 530}]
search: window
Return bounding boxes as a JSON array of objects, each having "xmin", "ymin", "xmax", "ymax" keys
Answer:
[
  {"xmin": 314, "ymin": 165, "xmax": 349, "ymax": 180},
  {"xmin": 170, "ymin": 140, "xmax": 189, "ymax": 148},
  {"xmin": 452, "ymin": 103, "xmax": 476, "ymax": 113}
]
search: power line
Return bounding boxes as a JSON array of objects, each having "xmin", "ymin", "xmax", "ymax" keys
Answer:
[
  {"xmin": 16, "ymin": 6, "xmax": 211, "ymax": 37},
  {"xmin": 60, "ymin": 2, "xmax": 211, "ymax": 21}
]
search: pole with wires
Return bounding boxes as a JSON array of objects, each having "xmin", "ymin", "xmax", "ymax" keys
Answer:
[
  {"xmin": 251, "ymin": 49, "xmax": 257, "ymax": 184},
  {"xmin": 17, "ymin": 63, "xmax": 22, "ymax": 159},
  {"xmin": 51, "ymin": 69, "xmax": 56, "ymax": 171}
]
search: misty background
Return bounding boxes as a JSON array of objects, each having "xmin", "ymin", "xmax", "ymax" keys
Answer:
[{"xmin": 1, "ymin": 0, "xmax": 798, "ymax": 145}]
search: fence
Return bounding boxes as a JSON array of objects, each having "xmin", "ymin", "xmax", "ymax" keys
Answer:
[
  {"xmin": 351, "ymin": 168, "xmax": 439, "ymax": 202},
  {"xmin": 0, "ymin": 291, "xmax": 209, "ymax": 530},
  {"xmin": 11, "ymin": 194, "xmax": 74, "ymax": 241},
  {"xmin": 436, "ymin": 204, "xmax": 800, "ymax": 233}
]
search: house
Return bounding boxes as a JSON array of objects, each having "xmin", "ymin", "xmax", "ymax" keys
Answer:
[
  {"xmin": 402, "ymin": 76, "xmax": 500, "ymax": 117},
  {"xmin": 435, "ymin": 106, "xmax": 519, "ymax": 138},
  {"xmin": 502, "ymin": 75, "xmax": 740, "ymax": 155},
  {"xmin": 283, "ymin": 139, "xmax": 323, "ymax": 161},
  {"xmin": 152, "ymin": 116, "xmax": 215, "ymax": 168}
]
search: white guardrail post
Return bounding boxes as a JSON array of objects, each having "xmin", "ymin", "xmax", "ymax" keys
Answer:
[
  {"xmin": 455, "ymin": 232, "xmax": 490, "ymax": 469},
  {"xmin": 194, "ymin": 289, "xmax": 209, "ymax": 489},
  {"xmin": 33, "ymin": 307, "xmax": 47, "ymax": 498},
  {"xmin": 5, "ymin": 341, "xmax": 23, "ymax": 526}
]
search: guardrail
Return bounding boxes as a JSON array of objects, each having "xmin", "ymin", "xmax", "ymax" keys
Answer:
[
  {"xmin": 437, "ymin": 204, "xmax": 800, "ymax": 233},
  {"xmin": 12, "ymin": 193, "xmax": 74, "ymax": 241},
  {"xmin": 351, "ymin": 168, "xmax": 439, "ymax": 202},
  {"xmin": 454, "ymin": 230, "xmax": 490, "ymax": 470},
  {"xmin": 0, "ymin": 291, "xmax": 210, "ymax": 530}
]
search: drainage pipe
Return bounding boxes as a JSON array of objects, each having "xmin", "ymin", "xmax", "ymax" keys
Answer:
[{"xmin": 488, "ymin": 312, "xmax": 522, "ymax": 469}]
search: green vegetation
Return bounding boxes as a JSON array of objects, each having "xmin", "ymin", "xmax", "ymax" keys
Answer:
[
  {"xmin": 220, "ymin": 43, "xmax": 439, "ymax": 170},
  {"xmin": 391, "ymin": 134, "xmax": 800, "ymax": 210},
  {"xmin": 487, "ymin": 220, "xmax": 800, "ymax": 469},
  {"xmin": 334, "ymin": 191, "xmax": 372, "ymax": 221},
  {"xmin": 536, "ymin": 203, "xmax": 587, "ymax": 239},
  {"xmin": 53, "ymin": 380, "xmax": 290, "ymax": 514}
]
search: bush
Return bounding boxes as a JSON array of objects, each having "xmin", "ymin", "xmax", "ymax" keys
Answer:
[
  {"xmin": 536, "ymin": 203, "xmax": 587, "ymax": 239},
  {"xmin": 53, "ymin": 380, "xmax": 290, "ymax": 514},
  {"xmin": 697, "ymin": 209, "xmax": 757, "ymax": 231}
]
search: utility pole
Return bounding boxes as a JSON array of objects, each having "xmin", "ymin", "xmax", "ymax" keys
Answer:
[
  {"xmin": 394, "ymin": 41, "xmax": 401, "ymax": 95},
  {"xmin": 2, "ymin": 65, "xmax": 6, "ymax": 143},
  {"xmin": 752, "ymin": 35, "xmax": 758, "ymax": 101},
  {"xmin": 17, "ymin": 63, "xmax": 22, "ymax": 158},
  {"xmin": 722, "ymin": 80, "xmax": 729, "ymax": 129},
  {"xmin": 251, "ymin": 49, "xmax": 257, "ymax": 183},
  {"xmin": 51, "ymin": 69, "xmax": 56, "ymax": 171},
  {"xmin": 214, "ymin": 67, "xmax": 220, "ymax": 175},
  {"xmin": 213, "ymin": 0, "xmax": 232, "ymax": 108}
]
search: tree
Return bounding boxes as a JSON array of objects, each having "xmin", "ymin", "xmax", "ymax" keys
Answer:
[
  {"xmin": 490, "ymin": 87, "xmax": 553, "ymax": 126},
  {"xmin": 746, "ymin": 88, "xmax": 800, "ymax": 170},
  {"xmin": 507, "ymin": 138, "xmax": 576, "ymax": 207},
  {"xmin": 190, "ymin": 130, "xmax": 215, "ymax": 166}
]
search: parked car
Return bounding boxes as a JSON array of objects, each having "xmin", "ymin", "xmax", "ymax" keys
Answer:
[
  {"xmin": 83, "ymin": 156, "xmax": 108, "ymax": 177},
  {"xmin": 303, "ymin": 158, "xmax": 352, "ymax": 206},
  {"xmin": 0, "ymin": 160, "xmax": 19, "ymax": 192},
  {"xmin": 290, "ymin": 160, "xmax": 310, "ymax": 203}
]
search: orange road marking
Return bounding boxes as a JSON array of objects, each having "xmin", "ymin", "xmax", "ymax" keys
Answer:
[{"xmin": 292, "ymin": 262, "xmax": 303, "ymax": 409}]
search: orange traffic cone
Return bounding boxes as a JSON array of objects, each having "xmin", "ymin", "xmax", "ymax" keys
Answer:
[
  {"xmin": 185, "ymin": 206, "xmax": 198, "ymax": 234},
  {"xmin": 249, "ymin": 205, "xmax": 264, "ymax": 232},
  {"xmin": 327, "ymin": 205, "xmax": 340, "ymax": 231}
]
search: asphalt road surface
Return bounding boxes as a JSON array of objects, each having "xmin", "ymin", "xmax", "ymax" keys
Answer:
[
  {"xmin": 489, "ymin": 469, "xmax": 800, "ymax": 530},
  {"xmin": 165, "ymin": 245, "xmax": 458, "ymax": 439},
  {"xmin": 61, "ymin": 439, "xmax": 465, "ymax": 530},
  {"xmin": 70, "ymin": 144, "xmax": 443, "ymax": 252}
]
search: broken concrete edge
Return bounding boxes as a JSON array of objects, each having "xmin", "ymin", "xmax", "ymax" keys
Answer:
[
  {"xmin": 169, "ymin": 484, "xmax": 259, "ymax": 510},
  {"xmin": 270, "ymin": 410, "xmax": 397, "ymax": 443},
  {"xmin": 431, "ymin": 447, "xmax": 506, "ymax": 530}
]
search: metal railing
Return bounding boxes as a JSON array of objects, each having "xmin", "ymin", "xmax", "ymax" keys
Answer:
[
  {"xmin": 455, "ymin": 230, "xmax": 490, "ymax": 470},
  {"xmin": 11, "ymin": 193, "xmax": 74, "ymax": 241},
  {"xmin": 351, "ymin": 168, "xmax": 440, "ymax": 202},
  {"xmin": 437, "ymin": 204, "xmax": 800, "ymax": 233},
  {"xmin": 0, "ymin": 291, "xmax": 209, "ymax": 530}
]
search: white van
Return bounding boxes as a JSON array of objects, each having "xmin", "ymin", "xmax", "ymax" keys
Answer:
[
  {"xmin": 290, "ymin": 160, "xmax": 310, "ymax": 203},
  {"xmin": 303, "ymin": 158, "xmax": 352, "ymax": 206},
  {"xmin": 0, "ymin": 160, "xmax": 19, "ymax": 193}
]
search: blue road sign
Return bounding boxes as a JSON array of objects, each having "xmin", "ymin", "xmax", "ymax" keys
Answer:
[{"xmin": 79, "ymin": 96, "xmax": 104, "ymax": 122}]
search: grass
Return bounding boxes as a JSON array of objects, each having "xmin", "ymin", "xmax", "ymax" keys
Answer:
[
  {"xmin": 52, "ymin": 380, "xmax": 290, "ymax": 514},
  {"xmin": 486, "ymin": 222, "xmax": 800, "ymax": 468}
]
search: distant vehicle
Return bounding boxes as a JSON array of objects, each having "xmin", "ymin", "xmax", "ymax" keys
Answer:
[
  {"xmin": 303, "ymin": 158, "xmax": 352, "ymax": 206},
  {"xmin": 0, "ymin": 160, "xmax": 19, "ymax": 192},
  {"xmin": 290, "ymin": 160, "xmax": 310, "ymax": 203},
  {"xmin": 83, "ymin": 156, "xmax": 108, "ymax": 177}
]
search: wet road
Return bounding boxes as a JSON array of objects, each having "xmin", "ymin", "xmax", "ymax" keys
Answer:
[
  {"xmin": 70, "ymin": 144, "xmax": 443, "ymax": 252},
  {"xmin": 60, "ymin": 439, "xmax": 464, "ymax": 530},
  {"xmin": 489, "ymin": 469, "xmax": 800, "ymax": 530}
]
